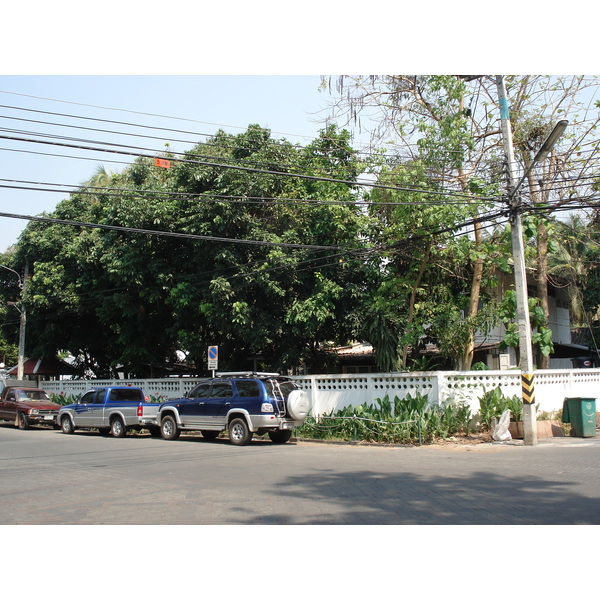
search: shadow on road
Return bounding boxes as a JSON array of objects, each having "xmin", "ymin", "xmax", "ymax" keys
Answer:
[{"xmin": 225, "ymin": 465, "xmax": 600, "ymax": 525}]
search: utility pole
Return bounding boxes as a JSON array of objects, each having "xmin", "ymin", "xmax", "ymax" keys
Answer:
[
  {"xmin": 1, "ymin": 263, "xmax": 27, "ymax": 381},
  {"xmin": 17, "ymin": 263, "xmax": 27, "ymax": 380},
  {"xmin": 496, "ymin": 76, "xmax": 538, "ymax": 446}
]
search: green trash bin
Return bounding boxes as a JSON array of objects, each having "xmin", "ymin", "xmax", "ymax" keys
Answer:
[{"xmin": 562, "ymin": 398, "xmax": 597, "ymax": 437}]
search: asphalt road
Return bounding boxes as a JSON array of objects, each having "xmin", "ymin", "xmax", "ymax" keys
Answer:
[{"xmin": 2, "ymin": 422, "xmax": 600, "ymax": 526}]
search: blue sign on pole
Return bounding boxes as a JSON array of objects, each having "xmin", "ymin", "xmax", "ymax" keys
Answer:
[{"xmin": 208, "ymin": 345, "xmax": 218, "ymax": 370}]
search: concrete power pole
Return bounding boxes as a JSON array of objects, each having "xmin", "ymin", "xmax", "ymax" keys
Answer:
[
  {"xmin": 1, "ymin": 263, "xmax": 27, "ymax": 381},
  {"xmin": 17, "ymin": 263, "xmax": 28, "ymax": 381},
  {"xmin": 495, "ymin": 76, "xmax": 538, "ymax": 446}
]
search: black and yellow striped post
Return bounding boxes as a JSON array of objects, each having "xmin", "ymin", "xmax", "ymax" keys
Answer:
[
  {"xmin": 521, "ymin": 372, "xmax": 538, "ymax": 445},
  {"xmin": 521, "ymin": 373, "xmax": 535, "ymax": 405}
]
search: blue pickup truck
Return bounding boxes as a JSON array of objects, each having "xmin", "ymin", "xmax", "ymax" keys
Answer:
[
  {"xmin": 57, "ymin": 386, "xmax": 160, "ymax": 438},
  {"xmin": 156, "ymin": 372, "xmax": 311, "ymax": 445}
]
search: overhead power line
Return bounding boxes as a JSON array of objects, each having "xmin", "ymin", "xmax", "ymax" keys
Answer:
[
  {"xmin": 0, "ymin": 89, "xmax": 317, "ymax": 142},
  {"xmin": 0, "ymin": 178, "xmax": 497, "ymax": 208},
  {"xmin": 0, "ymin": 132, "xmax": 496, "ymax": 202},
  {"xmin": 0, "ymin": 103, "xmax": 382, "ymax": 162},
  {"xmin": 0, "ymin": 210, "xmax": 352, "ymax": 251}
]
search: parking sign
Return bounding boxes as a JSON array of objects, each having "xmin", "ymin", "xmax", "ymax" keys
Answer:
[{"xmin": 208, "ymin": 345, "xmax": 218, "ymax": 370}]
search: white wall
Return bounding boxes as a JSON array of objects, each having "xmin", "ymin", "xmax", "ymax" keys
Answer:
[{"xmin": 40, "ymin": 369, "xmax": 600, "ymax": 418}]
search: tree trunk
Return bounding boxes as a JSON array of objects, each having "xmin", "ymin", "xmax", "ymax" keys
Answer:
[
  {"xmin": 461, "ymin": 220, "xmax": 484, "ymax": 370},
  {"xmin": 526, "ymin": 164, "xmax": 551, "ymax": 369},
  {"xmin": 401, "ymin": 246, "xmax": 431, "ymax": 368},
  {"xmin": 458, "ymin": 153, "xmax": 483, "ymax": 371},
  {"xmin": 535, "ymin": 220, "xmax": 551, "ymax": 368}
]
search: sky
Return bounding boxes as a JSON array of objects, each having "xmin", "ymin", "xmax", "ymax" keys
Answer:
[{"xmin": 0, "ymin": 75, "xmax": 352, "ymax": 250}]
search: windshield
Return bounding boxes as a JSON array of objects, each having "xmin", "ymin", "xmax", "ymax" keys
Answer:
[{"xmin": 17, "ymin": 390, "xmax": 50, "ymax": 402}]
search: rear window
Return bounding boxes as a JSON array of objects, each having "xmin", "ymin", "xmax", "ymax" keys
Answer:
[
  {"xmin": 235, "ymin": 380, "xmax": 261, "ymax": 398},
  {"xmin": 265, "ymin": 379, "xmax": 297, "ymax": 399},
  {"xmin": 109, "ymin": 388, "xmax": 144, "ymax": 402}
]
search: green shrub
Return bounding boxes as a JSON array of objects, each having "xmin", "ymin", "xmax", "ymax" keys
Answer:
[
  {"xmin": 477, "ymin": 386, "xmax": 521, "ymax": 429},
  {"xmin": 506, "ymin": 394, "xmax": 523, "ymax": 421},
  {"xmin": 49, "ymin": 392, "xmax": 82, "ymax": 405},
  {"xmin": 148, "ymin": 394, "xmax": 167, "ymax": 403},
  {"xmin": 296, "ymin": 393, "xmax": 472, "ymax": 444}
]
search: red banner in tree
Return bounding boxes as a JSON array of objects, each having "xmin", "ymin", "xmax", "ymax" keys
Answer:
[{"xmin": 154, "ymin": 158, "xmax": 171, "ymax": 169}]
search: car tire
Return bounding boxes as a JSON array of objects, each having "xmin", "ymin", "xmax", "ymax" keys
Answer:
[
  {"xmin": 201, "ymin": 430, "xmax": 219, "ymax": 440},
  {"xmin": 17, "ymin": 412, "xmax": 29, "ymax": 430},
  {"xmin": 110, "ymin": 417, "xmax": 127, "ymax": 438},
  {"xmin": 229, "ymin": 417, "xmax": 253, "ymax": 446},
  {"xmin": 161, "ymin": 415, "xmax": 180, "ymax": 440},
  {"xmin": 61, "ymin": 415, "xmax": 74, "ymax": 434},
  {"xmin": 286, "ymin": 390, "xmax": 311, "ymax": 421},
  {"xmin": 268, "ymin": 430, "xmax": 292, "ymax": 444}
]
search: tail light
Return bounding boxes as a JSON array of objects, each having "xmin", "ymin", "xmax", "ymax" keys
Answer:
[{"xmin": 137, "ymin": 405, "xmax": 143, "ymax": 417}]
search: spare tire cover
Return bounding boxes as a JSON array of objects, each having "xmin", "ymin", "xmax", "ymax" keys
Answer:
[{"xmin": 286, "ymin": 389, "xmax": 311, "ymax": 421}]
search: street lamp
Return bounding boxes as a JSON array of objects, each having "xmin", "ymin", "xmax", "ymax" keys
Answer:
[
  {"xmin": 0, "ymin": 265, "xmax": 26, "ymax": 380},
  {"xmin": 496, "ymin": 76, "xmax": 568, "ymax": 446},
  {"xmin": 511, "ymin": 120, "xmax": 569, "ymax": 201}
]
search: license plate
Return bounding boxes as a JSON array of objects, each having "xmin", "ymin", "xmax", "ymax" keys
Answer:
[
  {"xmin": 44, "ymin": 415, "xmax": 55, "ymax": 421},
  {"xmin": 282, "ymin": 422, "xmax": 294, "ymax": 429}
]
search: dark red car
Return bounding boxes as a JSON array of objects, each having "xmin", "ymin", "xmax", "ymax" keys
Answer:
[{"xmin": 0, "ymin": 383, "xmax": 61, "ymax": 429}]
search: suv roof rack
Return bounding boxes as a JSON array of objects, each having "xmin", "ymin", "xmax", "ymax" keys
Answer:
[{"xmin": 216, "ymin": 371, "xmax": 281, "ymax": 378}]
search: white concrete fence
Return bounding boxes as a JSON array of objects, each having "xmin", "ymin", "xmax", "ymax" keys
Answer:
[{"xmin": 40, "ymin": 369, "xmax": 600, "ymax": 417}]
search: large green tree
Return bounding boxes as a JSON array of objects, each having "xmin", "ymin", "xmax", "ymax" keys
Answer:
[
  {"xmin": 327, "ymin": 76, "xmax": 501, "ymax": 369},
  {"xmin": 326, "ymin": 75, "xmax": 600, "ymax": 369},
  {"xmin": 9, "ymin": 125, "xmax": 366, "ymax": 376}
]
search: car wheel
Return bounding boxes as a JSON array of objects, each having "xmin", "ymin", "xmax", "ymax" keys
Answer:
[
  {"xmin": 17, "ymin": 412, "xmax": 29, "ymax": 430},
  {"xmin": 110, "ymin": 417, "xmax": 127, "ymax": 438},
  {"xmin": 268, "ymin": 430, "xmax": 292, "ymax": 444},
  {"xmin": 161, "ymin": 415, "xmax": 180, "ymax": 440},
  {"xmin": 61, "ymin": 415, "xmax": 74, "ymax": 434},
  {"xmin": 229, "ymin": 418, "xmax": 253, "ymax": 446},
  {"xmin": 201, "ymin": 430, "xmax": 219, "ymax": 440}
]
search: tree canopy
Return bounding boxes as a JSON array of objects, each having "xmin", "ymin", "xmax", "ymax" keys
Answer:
[{"xmin": 5, "ymin": 125, "xmax": 368, "ymax": 377}]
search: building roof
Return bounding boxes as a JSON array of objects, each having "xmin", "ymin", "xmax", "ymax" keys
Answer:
[
  {"xmin": 7, "ymin": 357, "xmax": 78, "ymax": 376},
  {"xmin": 333, "ymin": 343, "xmax": 374, "ymax": 357}
]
